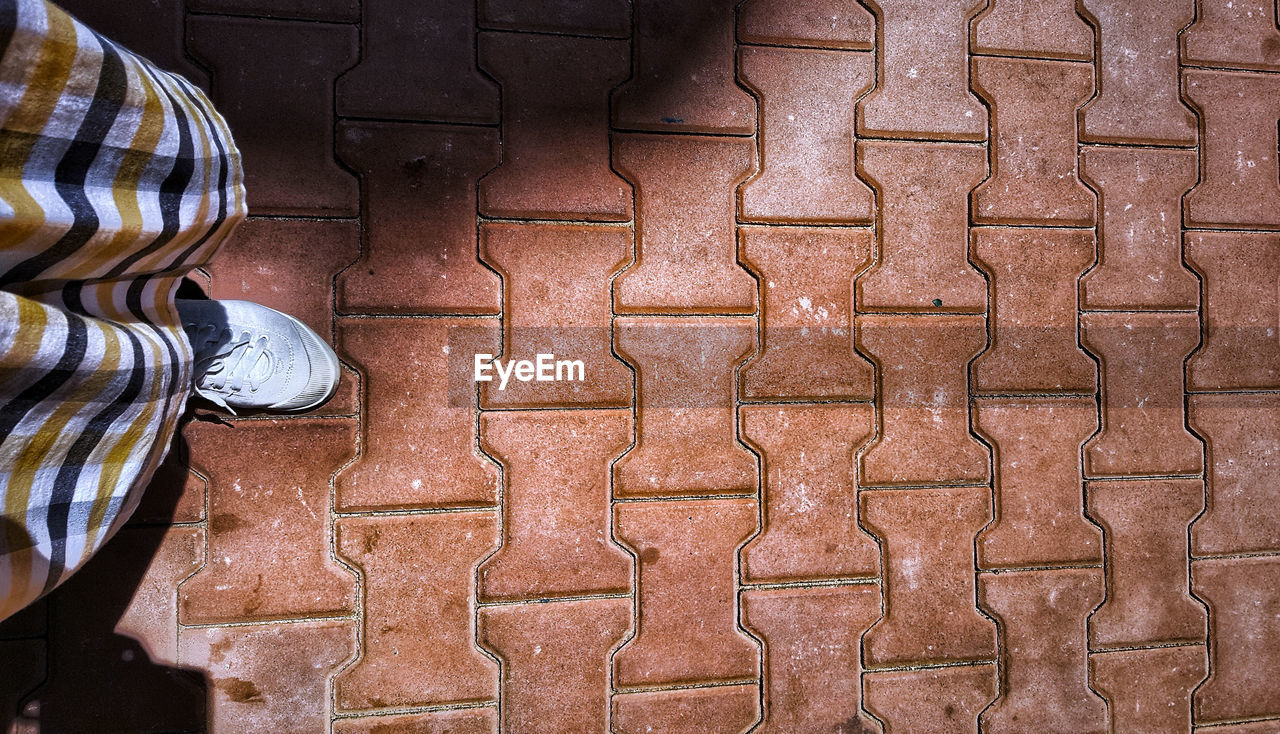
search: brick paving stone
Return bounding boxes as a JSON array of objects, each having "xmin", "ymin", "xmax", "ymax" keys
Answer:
[
  {"xmin": 741, "ymin": 585, "xmax": 881, "ymax": 733},
  {"xmin": 1090, "ymin": 646, "xmax": 1206, "ymax": 734},
  {"xmin": 180, "ymin": 419, "xmax": 356, "ymax": 624},
  {"xmin": 857, "ymin": 141, "xmax": 988, "ymax": 312},
  {"xmin": 479, "ymin": 223, "xmax": 631, "ymax": 408},
  {"xmin": 738, "ymin": 46, "xmax": 875, "ymax": 225},
  {"xmin": 478, "ymin": 0, "xmax": 629, "ymax": 36},
  {"xmin": 857, "ymin": 316, "xmax": 989, "ymax": 487},
  {"xmin": 0, "ymin": 639, "xmax": 42, "ymax": 731},
  {"xmin": 19, "ymin": 528, "xmax": 203, "ymax": 732},
  {"xmin": 612, "ymin": 685, "xmax": 760, "ymax": 734},
  {"xmin": 57, "ymin": 0, "xmax": 207, "ymax": 89},
  {"xmin": 478, "ymin": 410, "xmax": 632, "ymax": 600},
  {"xmin": 861, "ymin": 487, "xmax": 996, "ymax": 666},
  {"xmin": 971, "ymin": 227, "xmax": 1096, "ymax": 394},
  {"xmin": 971, "ymin": 57, "xmax": 1095, "ymax": 226},
  {"xmin": 978, "ymin": 569, "xmax": 1107, "ymax": 734},
  {"xmin": 336, "ymin": 318, "xmax": 499, "ymax": 510},
  {"xmin": 333, "ymin": 709, "xmax": 498, "ymax": 734},
  {"xmin": 477, "ymin": 33, "xmax": 631, "ymax": 221},
  {"xmin": 187, "ymin": 16, "xmax": 358, "ymax": 216},
  {"xmin": 129, "ymin": 429, "xmax": 205, "ymax": 525},
  {"xmin": 856, "ymin": 0, "xmax": 987, "ymax": 140},
  {"xmin": 334, "ymin": 513, "xmax": 498, "ymax": 711},
  {"xmin": 1183, "ymin": 0, "xmax": 1280, "ymax": 71},
  {"xmin": 1081, "ymin": 311, "xmax": 1202, "ymax": 478},
  {"xmin": 479, "ymin": 598, "xmax": 629, "ymax": 733},
  {"xmin": 1192, "ymin": 556, "xmax": 1280, "ymax": 723},
  {"xmin": 613, "ymin": 498, "xmax": 759, "ymax": 687},
  {"xmin": 336, "ymin": 0, "xmax": 498, "ymax": 123},
  {"xmin": 1184, "ymin": 70, "xmax": 1280, "ymax": 229},
  {"xmin": 737, "ymin": 0, "xmax": 875, "ymax": 49},
  {"xmin": 205, "ymin": 218, "xmax": 357, "ymax": 342},
  {"xmin": 335, "ymin": 122, "xmax": 501, "ymax": 315},
  {"xmin": 1078, "ymin": 0, "xmax": 1197, "ymax": 144},
  {"xmin": 738, "ymin": 226, "xmax": 874, "ymax": 400},
  {"xmin": 1187, "ymin": 232, "xmax": 1280, "ymax": 390},
  {"xmin": 613, "ymin": 0, "xmax": 753, "ymax": 134},
  {"xmin": 1088, "ymin": 479, "xmax": 1205, "ymax": 647},
  {"xmin": 1189, "ymin": 394, "xmax": 1280, "ymax": 555},
  {"xmin": 975, "ymin": 398, "xmax": 1103, "ymax": 569},
  {"xmin": 863, "ymin": 665, "xmax": 998, "ymax": 734},
  {"xmin": 1080, "ymin": 146, "xmax": 1200, "ymax": 311},
  {"xmin": 613, "ymin": 317, "xmax": 757, "ymax": 498},
  {"xmin": 180, "ymin": 620, "xmax": 354, "ymax": 734},
  {"xmin": 971, "ymin": 0, "xmax": 1093, "ymax": 60},
  {"xmin": 613, "ymin": 134, "xmax": 756, "ymax": 313},
  {"xmin": 188, "ymin": 0, "xmax": 356, "ymax": 21},
  {"xmin": 740, "ymin": 404, "xmax": 879, "ymax": 582}
]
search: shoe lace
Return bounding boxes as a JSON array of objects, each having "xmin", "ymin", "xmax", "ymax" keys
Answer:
[{"xmin": 184, "ymin": 322, "xmax": 276, "ymax": 414}]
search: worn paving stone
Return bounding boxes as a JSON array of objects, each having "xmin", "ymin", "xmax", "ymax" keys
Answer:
[
  {"xmin": 863, "ymin": 665, "xmax": 998, "ymax": 733},
  {"xmin": 737, "ymin": 0, "xmax": 875, "ymax": 49},
  {"xmin": 739, "ymin": 225, "xmax": 874, "ymax": 400},
  {"xmin": 1192, "ymin": 557, "xmax": 1280, "ymax": 724},
  {"xmin": 478, "ymin": 0, "xmax": 629, "ymax": 36},
  {"xmin": 333, "ymin": 709, "xmax": 498, "ymax": 734},
  {"xmin": 971, "ymin": 0, "xmax": 1093, "ymax": 60},
  {"xmin": 1186, "ymin": 232, "xmax": 1280, "ymax": 390},
  {"xmin": 1091, "ymin": 646, "xmax": 1205, "ymax": 734},
  {"xmin": 738, "ymin": 46, "xmax": 875, "ymax": 224},
  {"xmin": 1189, "ymin": 393, "xmax": 1280, "ymax": 555},
  {"xmin": 57, "ymin": 0, "xmax": 207, "ymax": 88},
  {"xmin": 612, "ymin": 685, "xmax": 760, "ymax": 734},
  {"xmin": 188, "ymin": 0, "xmax": 357, "ymax": 21},
  {"xmin": 1183, "ymin": 0, "xmax": 1280, "ymax": 72}
]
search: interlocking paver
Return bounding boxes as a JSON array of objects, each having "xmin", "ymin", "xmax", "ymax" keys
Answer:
[
  {"xmin": 971, "ymin": 228, "xmax": 1096, "ymax": 394},
  {"xmin": 857, "ymin": 141, "xmax": 988, "ymax": 312},
  {"xmin": 861, "ymin": 487, "xmax": 996, "ymax": 666},
  {"xmin": 613, "ymin": 317, "xmax": 756, "ymax": 498},
  {"xmin": 478, "ymin": 410, "xmax": 632, "ymax": 600},
  {"xmin": 333, "ymin": 709, "xmax": 498, "ymax": 734},
  {"xmin": 477, "ymin": 0, "xmax": 629, "ymax": 36},
  {"xmin": 188, "ymin": 0, "xmax": 356, "ymax": 21},
  {"xmin": 612, "ymin": 685, "xmax": 760, "ymax": 734},
  {"xmin": 479, "ymin": 223, "xmax": 631, "ymax": 408},
  {"xmin": 972, "ymin": 57, "xmax": 1094, "ymax": 226},
  {"xmin": 335, "ymin": 513, "xmax": 498, "ymax": 710},
  {"xmin": 978, "ymin": 569, "xmax": 1106, "ymax": 734},
  {"xmin": 477, "ymin": 32, "xmax": 631, "ymax": 221},
  {"xmin": 1189, "ymin": 393, "xmax": 1280, "ymax": 555},
  {"xmin": 613, "ymin": 498, "xmax": 759, "ymax": 687},
  {"xmin": 856, "ymin": 0, "xmax": 987, "ymax": 140},
  {"xmin": 179, "ymin": 620, "xmax": 354, "ymax": 733},
  {"xmin": 336, "ymin": 318, "xmax": 499, "ymax": 510},
  {"xmin": 336, "ymin": 0, "xmax": 498, "ymax": 123},
  {"xmin": 738, "ymin": 225, "xmax": 873, "ymax": 400},
  {"xmin": 1080, "ymin": 146, "xmax": 1199, "ymax": 311},
  {"xmin": 613, "ymin": 0, "xmax": 753, "ymax": 134},
  {"xmin": 971, "ymin": 0, "xmax": 1093, "ymax": 60},
  {"xmin": 1183, "ymin": 69, "xmax": 1280, "ymax": 228},
  {"xmin": 481, "ymin": 598, "xmax": 629, "ymax": 733},
  {"xmin": 741, "ymin": 585, "xmax": 881, "ymax": 733},
  {"xmin": 179, "ymin": 420, "xmax": 355, "ymax": 624},
  {"xmin": 1090, "ymin": 646, "xmax": 1205, "ymax": 734},
  {"xmin": 738, "ymin": 46, "xmax": 875, "ymax": 225},
  {"xmin": 863, "ymin": 665, "xmax": 998, "ymax": 734},
  {"xmin": 1183, "ymin": 0, "xmax": 1280, "ymax": 71},
  {"xmin": 187, "ymin": 16, "xmax": 358, "ymax": 215},
  {"xmin": 1192, "ymin": 556, "xmax": 1280, "ymax": 723},
  {"xmin": 1087, "ymin": 479, "xmax": 1206, "ymax": 647},
  {"xmin": 858, "ymin": 316, "xmax": 988, "ymax": 486},
  {"xmin": 737, "ymin": 0, "xmax": 874, "ymax": 49},
  {"xmin": 975, "ymin": 398, "xmax": 1103, "ymax": 568},
  {"xmin": 1081, "ymin": 311, "xmax": 1202, "ymax": 478},
  {"xmin": 57, "ymin": 0, "xmax": 206, "ymax": 88},
  {"xmin": 613, "ymin": 134, "xmax": 756, "ymax": 313},
  {"xmin": 1078, "ymin": 0, "xmax": 1197, "ymax": 144},
  {"xmin": 1186, "ymin": 232, "xmax": 1280, "ymax": 390},
  {"xmin": 335, "ymin": 122, "xmax": 501, "ymax": 315},
  {"xmin": 740, "ymin": 404, "xmax": 879, "ymax": 582}
]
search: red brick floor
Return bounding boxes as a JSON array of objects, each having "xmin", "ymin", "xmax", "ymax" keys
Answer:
[{"xmin": 4, "ymin": 0, "xmax": 1280, "ymax": 732}]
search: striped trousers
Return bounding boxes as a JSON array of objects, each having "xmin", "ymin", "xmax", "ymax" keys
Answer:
[{"xmin": 0, "ymin": 0, "xmax": 246, "ymax": 621}]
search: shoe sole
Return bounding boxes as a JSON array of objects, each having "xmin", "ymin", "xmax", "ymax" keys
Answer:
[{"xmin": 276, "ymin": 310, "xmax": 341, "ymax": 413}]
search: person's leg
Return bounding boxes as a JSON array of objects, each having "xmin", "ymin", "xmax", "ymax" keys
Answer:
[{"xmin": 0, "ymin": 0, "xmax": 245, "ymax": 620}]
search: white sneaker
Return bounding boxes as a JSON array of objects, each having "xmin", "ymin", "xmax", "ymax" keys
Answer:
[{"xmin": 176, "ymin": 299, "xmax": 339, "ymax": 413}]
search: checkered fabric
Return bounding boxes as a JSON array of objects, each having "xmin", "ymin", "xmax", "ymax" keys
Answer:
[{"xmin": 0, "ymin": 0, "xmax": 245, "ymax": 621}]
